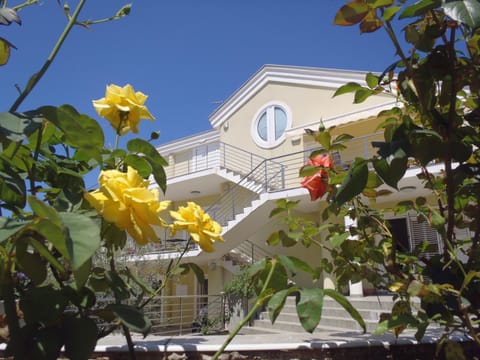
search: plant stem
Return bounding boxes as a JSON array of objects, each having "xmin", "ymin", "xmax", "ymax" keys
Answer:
[
  {"xmin": 139, "ymin": 239, "xmax": 191, "ymax": 309},
  {"xmin": 109, "ymin": 247, "xmax": 137, "ymax": 360},
  {"xmin": 9, "ymin": 0, "xmax": 87, "ymax": 112},
  {"xmin": 211, "ymin": 258, "xmax": 277, "ymax": 360},
  {"xmin": 2, "ymin": 269, "xmax": 19, "ymax": 344}
]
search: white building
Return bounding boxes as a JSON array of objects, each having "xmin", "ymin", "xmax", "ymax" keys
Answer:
[{"xmin": 136, "ymin": 65, "xmax": 461, "ymax": 330}]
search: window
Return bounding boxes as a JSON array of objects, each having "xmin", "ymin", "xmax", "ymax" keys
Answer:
[
  {"xmin": 387, "ymin": 214, "xmax": 443, "ymax": 259},
  {"xmin": 252, "ymin": 102, "xmax": 291, "ymax": 148}
]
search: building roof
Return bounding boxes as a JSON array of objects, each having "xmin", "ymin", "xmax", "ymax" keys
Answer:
[{"xmin": 208, "ymin": 64, "xmax": 374, "ymax": 129}]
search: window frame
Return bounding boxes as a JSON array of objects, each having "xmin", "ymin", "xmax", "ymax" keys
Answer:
[{"xmin": 251, "ymin": 101, "xmax": 292, "ymax": 149}]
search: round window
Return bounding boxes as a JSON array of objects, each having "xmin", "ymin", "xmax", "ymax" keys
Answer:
[{"xmin": 252, "ymin": 102, "xmax": 291, "ymax": 148}]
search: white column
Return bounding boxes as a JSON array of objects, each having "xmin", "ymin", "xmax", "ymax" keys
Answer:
[{"xmin": 345, "ymin": 213, "xmax": 364, "ymax": 297}]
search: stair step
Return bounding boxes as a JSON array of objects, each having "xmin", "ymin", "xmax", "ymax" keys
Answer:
[
  {"xmin": 260, "ymin": 308, "xmax": 387, "ymax": 323},
  {"xmin": 253, "ymin": 318, "xmax": 376, "ymax": 333},
  {"xmin": 252, "ymin": 296, "xmax": 418, "ymax": 333}
]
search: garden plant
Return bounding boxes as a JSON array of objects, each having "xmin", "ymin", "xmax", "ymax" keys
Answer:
[
  {"xmin": 0, "ymin": 1, "xmax": 223, "ymax": 359},
  {"xmin": 216, "ymin": 1, "xmax": 480, "ymax": 359}
]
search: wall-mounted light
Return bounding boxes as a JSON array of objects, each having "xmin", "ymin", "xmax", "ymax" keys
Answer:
[
  {"xmin": 223, "ymin": 121, "xmax": 229, "ymax": 131},
  {"xmin": 291, "ymin": 135, "xmax": 301, "ymax": 145}
]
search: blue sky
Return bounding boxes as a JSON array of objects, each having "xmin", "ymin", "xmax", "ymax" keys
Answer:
[{"xmin": 2, "ymin": 1, "xmax": 399, "ymax": 150}]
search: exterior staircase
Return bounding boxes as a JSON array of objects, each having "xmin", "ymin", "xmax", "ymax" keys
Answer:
[{"xmin": 253, "ymin": 295, "xmax": 404, "ymax": 334}]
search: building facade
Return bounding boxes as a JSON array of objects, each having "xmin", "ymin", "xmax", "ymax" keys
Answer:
[{"xmin": 137, "ymin": 65, "xmax": 462, "ymax": 320}]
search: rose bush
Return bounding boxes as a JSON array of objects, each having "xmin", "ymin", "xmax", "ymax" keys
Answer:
[{"xmin": 0, "ymin": 2, "xmax": 223, "ymax": 359}]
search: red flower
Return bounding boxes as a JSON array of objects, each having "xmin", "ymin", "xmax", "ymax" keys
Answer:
[{"xmin": 300, "ymin": 154, "xmax": 333, "ymax": 201}]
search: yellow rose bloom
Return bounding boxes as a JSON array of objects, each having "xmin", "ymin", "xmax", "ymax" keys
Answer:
[
  {"xmin": 170, "ymin": 202, "xmax": 223, "ymax": 252},
  {"xmin": 85, "ymin": 166, "xmax": 170, "ymax": 245},
  {"xmin": 92, "ymin": 84, "xmax": 155, "ymax": 135}
]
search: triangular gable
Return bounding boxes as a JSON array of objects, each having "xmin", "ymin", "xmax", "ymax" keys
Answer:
[{"xmin": 208, "ymin": 64, "xmax": 386, "ymax": 130}]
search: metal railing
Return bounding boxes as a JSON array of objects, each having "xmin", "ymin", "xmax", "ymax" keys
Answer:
[
  {"xmin": 94, "ymin": 295, "xmax": 227, "ymax": 336},
  {"xmin": 164, "ymin": 142, "xmax": 270, "ymax": 179},
  {"xmin": 227, "ymin": 239, "xmax": 274, "ymax": 265},
  {"xmin": 206, "ymin": 132, "xmax": 384, "ymax": 227},
  {"xmin": 142, "ymin": 294, "xmax": 226, "ymax": 335}
]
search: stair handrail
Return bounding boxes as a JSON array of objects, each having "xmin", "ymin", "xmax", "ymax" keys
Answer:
[
  {"xmin": 228, "ymin": 239, "xmax": 274, "ymax": 265},
  {"xmin": 207, "ymin": 132, "xmax": 385, "ymax": 229}
]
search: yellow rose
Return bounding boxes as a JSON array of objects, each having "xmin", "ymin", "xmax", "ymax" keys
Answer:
[
  {"xmin": 92, "ymin": 84, "xmax": 155, "ymax": 135},
  {"xmin": 170, "ymin": 202, "xmax": 223, "ymax": 252},
  {"xmin": 85, "ymin": 166, "xmax": 170, "ymax": 245}
]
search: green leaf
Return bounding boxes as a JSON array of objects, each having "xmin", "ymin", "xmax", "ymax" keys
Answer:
[
  {"xmin": 0, "ymin": 217, "xmax": 26, "ymax": 242},
  {"xmin": 0, "ymin": 166, "xmax": 26, "ymax": 208},
  {"xmin": 268, "ymin": 288, "xmax": 295, "ymax": 324},
  {"xmin": 29, "ymin": 237, "xmax": 66, "ymax": 274},
  {"xmin": 59, "ymin": 212, "xmax": 101, "ymax": 270},
  {"xmin": 324, "ymin": 289, "xmax": 366, "ymax": 332},
  {"xmin": 248, "ymin": 258, "xmax": 268, "ymax": 278},
  {"xmin": 334, "ymin": 1, "xmax": 370, "ymax": 26},
  {"xmin": 127, "ymin": 138, "xmax": 168, "ymax": 193},
  {"xmin": 11, "ymin": 326, "xmax": 63, "ymax": 360},
  {"xmin": 354, "ymin": 88, "xmax": 374, "ymax": 103},
  {"xmin": 20, "ymin": 286, "xmax": 67, "ymax": 324},
  {"xmin": 0, "ymin": 111, "xmax": 42, "ymax": 142},
  {"xmin": 127, "ymin": 138, "xmax": 168, "ymax": 166},
  {"xmin": 330, "ymin": 232, "xmax": 350, "ymax": 248},
  {"xmin": 373, "ymin": 157, "xmax": 407, "ymax": 189},
  {"xmin": 123, "ymin": 267, "xmax": 155, "ymax": 296},
  {"xmin": 279, "ymin": 230, "xmax": 298, "ymax": 247},
  {"xmin": 461, "ymin": 271, "xmax": 480, "ymax": 290},
  {"xmin": 366, "ymin": 171, "xmax": 383, "ymax": 188},
  {"xmin": 28, "ymin": 195, "xmax": 62, "ymax": 226},
  {"xmin": 296, "ymin": 288, "xmax": 324, "ymax": 333},
  {"xmin": 366, "ymin": 72, "xmax": 379, "ymax": 88},
  {"xmin": 124, "ymin": 153, "xmax": 152, "ymax": 178},
  {"xmin": 0, "ymin": 37, "xmax": 14, "ymax": 66},
  {"xmin": 374, "ymin": 314, "xmax": 416, "ymax": 335},
  {"xmin": 107, "ymin": 304, "xmax": 152, "ymax": 336},
  {"xmin": 333, "ymin": 82, "xmax": 362, "ymax": 97},
  {"xmin": 299, "ymin": 165, "xmax": 323, "ymax": 177},
  {"xmin": 73, "ymin": 258, "xmax": 92, "ymax": 289},
  {"xmin": 88, "ymin": 267, "xmax": 109, "ymax": 292},
  {"xmin": 63, "ymin": 317, "xmax": 98, "ymax": 360},
  {"xmin": 39, "ymin": 105, "xmax": 104, "ymax": 154},
  {"xmin": 335, "ymin": 158, "xmax": 369, "ymax": 205},
  {"xmin": 332, "ymin": 133, "xmax": 354, "ymax": 144},
  {"xmin": 383, "ymin": 5, "xmax": 401, "ymax": 21},
  {"xmin": 267, "ymin": 261, "xmax": 289, "ymax": 293},
  {"xmin": 399, "ymin": 0, "xmax": 441, "ymax": 19},
  {"xmin": 16, "ymin": 251, "xmax": 47, "ymax": 285},
  {"xmin": 30, "ymin": 217, "xmax": 66, "ymax": 256},
  {"xmin": 278, "ymin": 255, "xmax": 316, "ymax": 278},
  {"xmin": 267, "ymin": 231, "xmax": 281, "ymax": 246},
  {"xmin": 317, "ymin": 131, "xmax": 331, "ymax": 150},
  {"xmin": 269, "ymin": 207, "xmax": 287, "ymax": 218},
  {"xmin": 443, "ymin": 0, "xmax": 480, "ymax": 29},
  {"xmin": 106, "ymin": 271, "xmax": 131, "ymax": 301},
  {"xmin": 184, "ymin": 262, "xmax": 205, "ymax": 284}
]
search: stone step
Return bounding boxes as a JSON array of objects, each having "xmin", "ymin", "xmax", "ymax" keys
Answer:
[
  {"xmin": 253, "ymin": 316, "xmax": 376, "ymax": 333},
  {"xmin": 256, "ymin": 311, "xmax": 381, "ymax": 332},
  {"xmin": 252, "ymin": 296, "xmax": 418, "ymax": 333},
  {"xmin": 259, "ymin": 307, "xmax": 387, "ymax": 323}
]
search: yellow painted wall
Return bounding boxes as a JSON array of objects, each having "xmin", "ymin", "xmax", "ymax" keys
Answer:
[{"xmin": 219, "ymin": 83, "xmax": 392, "ymax": 159}]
